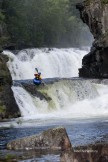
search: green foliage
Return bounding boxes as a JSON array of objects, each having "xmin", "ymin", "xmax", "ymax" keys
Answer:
[
  {"xmin": 0, "ymin": 154, "xmax": 16, "ymax": 162},
  {"xmin": 2, "ymin": 0, "xmax": 92, "ymax": 47},
  {"xmin": 0, "ymin": 36, "xmax": 9, "ymax": 46},
  {"xmin": 0, "ymin": 12, "xmax": 5, "ymax": 21},
  {"xmin": 102, "ymin": 0, "xmax": 108, "ymax": 4},
  {"xmin": 0, "ymin": 3, "xmax": 9, "ymax": 48},
  {"xmin": 5, "ymin": 154, "xmax": 16, "ymax": 160},
  {"xmin": 0, "ymin": 104, "xmax": 6, "ymax": 113}
]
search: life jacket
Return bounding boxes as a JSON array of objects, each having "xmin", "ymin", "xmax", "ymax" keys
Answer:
[{"xmin": 34, "ymin": 73, "xmax": 42, "ymax": 80}]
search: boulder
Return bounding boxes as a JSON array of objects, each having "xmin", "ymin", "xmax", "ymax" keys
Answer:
[
  {"xmin": 7, "ymin": 127, "xmax": 72, "ymax": 151},
  {"xmin": 61, "ymin": 144, "xmax": 108, "ymax": 162}
]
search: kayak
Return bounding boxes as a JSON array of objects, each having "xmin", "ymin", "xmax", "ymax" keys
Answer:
[{"xmin": 33, "ymin": 78, "xmax": 41, "ymax": 85}]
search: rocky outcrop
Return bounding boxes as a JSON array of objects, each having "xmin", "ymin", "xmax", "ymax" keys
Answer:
[
  {"xmin": 76, "ymin": 0, "xmax": 108, "ymax": 78},
  {"xmin": 7, "ymin": 127, "xmax": 72, "ymax": 151},
  {"xmin": 0, "ymin": 1, "xmax": 21, "ymax": 120},
  {"xmin": 61, "ymin": 144, "xmax": 108, "ymax": 162},
  {"xmin": 21, "ymin": 83, "xmax": 52, "ymax": 101},
  {"xmin": 0, "ymin": 53, "xmax": 21, "ymax": 120}
]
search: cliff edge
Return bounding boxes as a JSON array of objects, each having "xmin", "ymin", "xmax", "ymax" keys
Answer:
[{"xmin": 77, "ymin": 0, "xmax": 108, "ymax": 78}]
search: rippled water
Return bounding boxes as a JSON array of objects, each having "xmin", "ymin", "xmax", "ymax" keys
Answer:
[{"xmin": 0, "ymin": 118, "xmax": 108, "ymax": 161}]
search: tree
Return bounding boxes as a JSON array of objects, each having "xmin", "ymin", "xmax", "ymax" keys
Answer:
[{"xmin": 2, "ymin": 0, "xmax": 93, "ymax": 48}]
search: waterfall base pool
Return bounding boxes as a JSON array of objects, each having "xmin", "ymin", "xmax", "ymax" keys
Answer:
[{"xmin": 0, "ymin": 117, "xmax": 108, "ymax": 161}]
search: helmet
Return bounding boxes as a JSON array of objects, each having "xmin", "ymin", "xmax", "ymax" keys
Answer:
[
  {"xmin": 34, "ymin": 74, "xmax": 38, "ymax": 76},
  {"xmin": 38, "ymin": 72, "xmax": 41, "ymax": 75}
]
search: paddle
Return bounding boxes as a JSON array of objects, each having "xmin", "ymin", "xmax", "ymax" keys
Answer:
[{"xmin": 35, "ymin": 68, "xmax": 38, "ymax": 73}]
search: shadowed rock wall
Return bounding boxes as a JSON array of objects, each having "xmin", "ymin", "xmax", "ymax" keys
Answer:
[
  {"xmin": 0, "ymin": 54, "xmax": 20, "ymax": 120},
  {"xmin": 77, "ymin": 0, "xmax": 108, "ymax": 78}
]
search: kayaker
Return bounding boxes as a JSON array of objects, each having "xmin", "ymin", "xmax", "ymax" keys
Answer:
[{"xmin": 34, "ymin": 72, "xmax": 42, "ymax": 81}]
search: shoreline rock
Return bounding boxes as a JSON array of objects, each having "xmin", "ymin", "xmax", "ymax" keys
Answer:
[
  {"xmin": 0, "ymin": 53, "xmax": 21, "ymax": 120},
  {"xmin": 7, "ymin": 127, "xmax": 72, "ymax": 151},
  {"xmin": 61, "ymin": 143, "xmax": 108, "ymax": 162},
  {"xmin": 6, "ymin": 127, "xmax": 108, "ymax": 162}
]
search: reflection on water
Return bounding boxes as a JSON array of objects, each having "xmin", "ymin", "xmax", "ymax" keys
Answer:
[
  {"xmin": 0, "ymin": 149, "xmax": 61, "ymax": 162},
  {"xmin": 19, "ymin": 153, "xmax": 60, "ymax": 162}
]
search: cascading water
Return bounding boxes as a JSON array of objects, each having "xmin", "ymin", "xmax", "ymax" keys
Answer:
[
  {"xmin": 4, "ymin": 48, "xmax": 87, "ymax": 79},
  {"xmin": 12, "ymin": 79, "xmax": 98, "ymax": 119},
  {"xmin": 1, "ymin": 48, "xmax": 108, "ymax": 162},
  {"xmin": 3, "ymin": 48, "xmax": 108, "ymax": 120}
]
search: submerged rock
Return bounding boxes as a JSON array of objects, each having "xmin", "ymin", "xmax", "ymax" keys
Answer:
[
  {"xmin": 7, "ymin": 127, "xmax": 72, "ymax": 151},
  {"xmin": 76, "ymin": 0, "xmax": 108, "ymax": 78}
]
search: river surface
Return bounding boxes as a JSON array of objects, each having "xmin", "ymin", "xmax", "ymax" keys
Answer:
[
  {"xmin": 0, "ymin": 117, "xmax": 108, "ymax": 161},
  {"xmin": 0, "ymin": 48, "xmax": 108, "ymax": 162}
]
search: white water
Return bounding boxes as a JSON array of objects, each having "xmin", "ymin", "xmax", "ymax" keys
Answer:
[
  {"xmin": 3, "ymin": 48, "xmax": 87, "ymax": 79},
  {"xmin": 11, "ymin": 82, "xmax": 108, "ymax": 120},
  {"xmin": 2, "ymin": 48, "xmax": 108, "ymax": 123},
  {"xmin": 12, "ymin": 80, "xmax": 98, "ymax": 118}
]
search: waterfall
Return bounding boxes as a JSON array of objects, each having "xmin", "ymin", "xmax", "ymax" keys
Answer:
[
  {"xmin": 11, "ymin": 81, "xmax": 108, "ymax": 119},
  {"xmin": 3, "ymin": 48, "xmax": 87, "ymax": 80},
  {"xmin": 11, "ymin": 79, "xmax": 99, "ymax": 119},
  {"xmin": 3, "ymin": 48, "xmax": 108, "ymax": 120}
]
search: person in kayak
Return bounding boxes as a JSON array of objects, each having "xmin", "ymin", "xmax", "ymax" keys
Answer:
[
  {"xmin": 33, "ymin": 68, "xmax": 42, "ymax": 85},
  {"xmin": 34, "ymin": 72, "xmax": 42, "ymax": 81}
]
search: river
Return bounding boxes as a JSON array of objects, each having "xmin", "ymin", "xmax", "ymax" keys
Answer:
[{"xmin": 0, "ymin": 48, "xmax": 108, "ymax": 162}]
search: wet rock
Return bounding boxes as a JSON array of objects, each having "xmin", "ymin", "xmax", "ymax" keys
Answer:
[
  {"xmin": 77, "ymin": 0, "xmax": 108, "ymax": 78},
  {"xmin": 22, "ymin": 83, "xmax": 52, "ymax": 101},
  {"xmin": 6, "ymin": 126, "xmax": 108, "ymax": 162},
  {"xmin": 60, "ymin": 150, "xmax": 75, "ymax": 162},
  {"xmin": 0, "ymin": 53, "xmax": 21, "ymax": 120},
  {"xmin": 7, "ymin": 127, "xmax": 72, "ymax": 151},
  {"xmin": 60, "ymin": 144, "xmax": 108, "ymax": 162}
]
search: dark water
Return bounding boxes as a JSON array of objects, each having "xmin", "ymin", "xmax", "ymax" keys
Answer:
[{"xmin": 0, "ymin": 118, "xmax": 108, "ymax": 149}]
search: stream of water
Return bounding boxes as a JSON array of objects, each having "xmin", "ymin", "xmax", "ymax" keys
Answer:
[{"xmin": 0, "ymin": 48, "xmax": 108, "ymax": 162}]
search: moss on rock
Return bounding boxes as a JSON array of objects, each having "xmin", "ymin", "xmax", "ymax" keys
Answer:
[{"xmin": 0, "ymin": 53, "xmax": 21, "ymax": 119}]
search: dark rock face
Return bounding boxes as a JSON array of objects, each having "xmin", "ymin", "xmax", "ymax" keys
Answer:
[
  {"xmin": 61, "ymin": 144, "xmax": 108, "ymax": 162},
  {"xmin": 76, "ymin": 0, "xmax": 108, "ymax": 78},
  {"xmin": 7, "ymin": 127, "xmax": 72, "ymax": 151},
  {"xmin": 22, "ymin": 83, "xmax": 52, "ymax": 101},
  {"xmin": 0, "ymin": 2, "xmax": 21, "ymax": 119},
  {"xmin": 0, "ymin": 54, "xmax": 21, "ymax": 120}
]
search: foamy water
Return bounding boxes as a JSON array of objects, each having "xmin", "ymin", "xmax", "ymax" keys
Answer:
[
  {"xmin": 1, "ymin": 48, "xmax": 108, "ymax": 128},
  {"xmin": 3, "ymin": 48, "xmax": 87, "ymax": 79}
]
